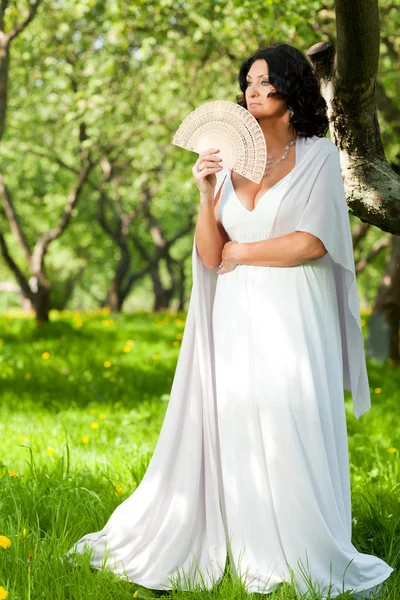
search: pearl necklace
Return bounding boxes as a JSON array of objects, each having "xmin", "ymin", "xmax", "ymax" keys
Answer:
[{"xmin": 263, "ymin": 138, "xmax": 296, "ymax": 177}]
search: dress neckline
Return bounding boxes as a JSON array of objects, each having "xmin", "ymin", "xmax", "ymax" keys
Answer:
[
  {"xmin": 228, "ymin": 137, "xmax": 298, "ymax": 214},
  {"xmin": 228, "ymin": 169, "xmax": 292, "ymax": 215}
]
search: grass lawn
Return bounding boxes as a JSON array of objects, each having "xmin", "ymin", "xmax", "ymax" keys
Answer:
[{"xmin": 0, "ymin": 309, "xmax": 398, "ymax": 599}]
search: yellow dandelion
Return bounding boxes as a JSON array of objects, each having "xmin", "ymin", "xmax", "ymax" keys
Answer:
[
  {"xmin": 20, "ymin": 436, "xmax": 28, "ymax": 441},
  {"xmin": 388, "ymin": 447, "xmax": 397, "ymax": 453},
  {"xmin": 361, "ymin": 319, "xmax": 366, "ymax": 326},
  {"xmin": 42, "ymin": 352, "xmax": 50, "ymax": 360},
  {"xmin": 7, "ymin": 470, "xmax": 18, "ymax": 478},
  {"xmin": 374, "ymin": 388, "xmax": 382, "ymax": 394},
  {"xmin": 81, "ymin": 436, "xmax": 89, "ymax": 444},
  {"xmin": 99, "ymin": 413, "xmax": 105, "ymax": 419},
  {"xmin": 46, "ymin": 447, "xmax": 54, "ymax": 455},
  {"xmin": 176, "ymin": 333, "xmax": 183, "ymax": 340},
  {"xmin": 102, "ymin": 319, "xmax": 114, "ymax": 326},
  {"xmin": 0, "ymin": 536, "xmax": 11, "ymax": 549},
  {"xmin": 0, "ymin": 586, "xmax": 8, "ymax": 599},
  {"xmin": 133, "ymin": 591, "xmax": 139, "ymax": 598},
  {"xmin": 24, "ymin": 373, "xmax": 31, "ymax": 380},
  {"xmin": 152, "ymin": 354, "xmax": 161, "ymax": 360},
  {"xmin": 90, "ymin": 422, "xmax": 99, "ymax": 430},
  {"xmin": 133, "ymin": 481, "xmax": 137, "ymax": 486},
  {"xmin": 22, "ymin": 528, "xmax": 27, "ymax": 537},
  {"xmin": 123, "ymin": 346, "xmax": 131, "ymax": 352},
  {"xmin": 103, "ymin": 360, "xmax": 112, "ymax": 368},
  {"xmin": 114, "ymin": 401, "xmax": 121, "ymax": 408},
  {"xmin": 126, "ymin": 339, "xmax": 134, "ymax": 345},
  {"xmin": 172, "ymin": 341, "xmax": 179, "ymax": 347},
  {"xmin": 115, "ymin": 483, "xmax": 123, "ymax": 496}
]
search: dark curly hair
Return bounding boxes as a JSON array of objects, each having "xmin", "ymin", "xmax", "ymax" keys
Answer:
[{"xmin": 236, "ymin": 42, "xmax": 329, "ymax": 138}]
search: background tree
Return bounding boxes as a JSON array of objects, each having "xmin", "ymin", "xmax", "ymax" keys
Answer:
[{"xmin": 0, "ymin": 0, "xmax": 398, "ymax": 345}]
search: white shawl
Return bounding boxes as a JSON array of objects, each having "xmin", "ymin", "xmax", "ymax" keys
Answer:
[
  {"xmin": 66, "ymin": 134, "xmax": 371, "ymax": 590},
  {"xmin": 206, "ymin": 134, "xmax": 370, "ymax": 420}
]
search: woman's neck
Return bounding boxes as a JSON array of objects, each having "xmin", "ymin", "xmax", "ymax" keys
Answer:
[{"xmin": 258, "ymin": 118, "xmax": 297, "ymax": 153}]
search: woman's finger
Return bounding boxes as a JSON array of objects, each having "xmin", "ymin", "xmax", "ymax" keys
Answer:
[
  {"xmin": 195, "ymin": 160, "xmax": 223, "ymax": 172},
  {"xmin": 194, "ymin": 165, "xmax": 223, "ymax": 177}
]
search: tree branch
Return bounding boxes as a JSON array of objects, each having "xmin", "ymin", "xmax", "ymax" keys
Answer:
[
  {"xmin": 0, "ymin": 231, "xmax": 34, "ymax": 300},
  {"xmin": 307, "ymin": 37, "xmax": 400, "ymax": 234},
  {"xmin": 97, "ymin": 190, "xmax": 124, "ymax": 245},
  {"xmin": 31, "ymin": 158, "xmax": 92, "ymax": 277},
  {"xmin": 334, "ymin": 0, "xmax": 380, "ymax": 85},
  {"xmin": 7, "ymin": 0, "xmax": 42, "ymax": 43},
  {"xmin": 355, "ymin": 234, "xmax": 391, "ymax": 274},
  {"xmin": 0, "ymin": 1, "xmax": 8, "ymax": 32},
  {"xmin": 352, "ymin": 221, "xmax": 370, "ymax": 250},
  {"xmin": 0, "ymin": 170, "xmax": 33, "ymax": 262}
]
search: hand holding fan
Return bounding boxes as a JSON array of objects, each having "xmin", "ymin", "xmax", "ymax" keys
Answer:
[{"xmin": 171, "ymin": 100, "xmax": 267, "ymax": 184}]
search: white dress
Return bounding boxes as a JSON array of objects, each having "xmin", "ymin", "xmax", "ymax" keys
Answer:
[
  {"xmin": 65, "ymin": 140, "xmax": 394, "ymax": 599},
  {"xmin": 211, "ymin": 169, "xmax": 393, "ymax": 597}
]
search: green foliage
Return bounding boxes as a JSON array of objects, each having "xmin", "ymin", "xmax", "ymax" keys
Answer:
[{"xmin": 0, "ymin": 0, "xmax": 399, "ymax": 312}]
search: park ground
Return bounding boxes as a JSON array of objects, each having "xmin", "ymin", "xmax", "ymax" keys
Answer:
[{"xmin": 0, "ymin": 310, "xmax": 398, "ymax": 599}]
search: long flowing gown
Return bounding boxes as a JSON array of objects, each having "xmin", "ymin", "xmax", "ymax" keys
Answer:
[
  {"xmin": 65, "ymin": 137, "xmax": 394, "ymax": 599},
  {"xmin": 211, "ymin": 168, "xmax": 394, "ymax": 597}
]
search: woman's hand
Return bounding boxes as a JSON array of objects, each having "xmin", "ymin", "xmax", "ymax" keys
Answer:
[
  {"xmin": 217, "ymin": 240, "xmax": 240, "ymax": 275},
  {"xmin": 192, "ymin": 148, "xmax": 223, "ymax": 196}
]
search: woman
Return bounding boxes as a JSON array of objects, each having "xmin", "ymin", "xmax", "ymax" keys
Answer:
[{"xmin": 66, "ymin": 43, "xmax": 394, "ymax": 598}]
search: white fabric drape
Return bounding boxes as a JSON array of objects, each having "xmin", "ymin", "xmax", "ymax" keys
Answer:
[{"xmin": 65, "ymin": 134, "xmax": 375, "ymax": 592}]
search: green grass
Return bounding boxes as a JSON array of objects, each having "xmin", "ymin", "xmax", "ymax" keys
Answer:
[{"xmin": 0, "ymin": 310, "xmax": 398, "ymax": 599}]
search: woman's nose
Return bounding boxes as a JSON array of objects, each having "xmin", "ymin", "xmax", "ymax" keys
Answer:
[{"xmin": 248, "ymin": 85, "xmax": 260, "ymax": 98}]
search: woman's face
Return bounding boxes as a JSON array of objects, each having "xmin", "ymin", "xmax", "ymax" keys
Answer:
[{"xmin": 244, "ymin": 58, "xmax": 287, "ymax": 120}]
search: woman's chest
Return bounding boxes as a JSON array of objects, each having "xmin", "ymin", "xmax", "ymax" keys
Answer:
[{"xmin": 218, "ymin": 170, "xmax": 290, "ymax": 242}]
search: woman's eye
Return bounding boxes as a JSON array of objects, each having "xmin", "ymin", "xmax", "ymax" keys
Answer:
[{"xmin": 245, "ymin": 80, "xmax": 270, "ymax": 86}]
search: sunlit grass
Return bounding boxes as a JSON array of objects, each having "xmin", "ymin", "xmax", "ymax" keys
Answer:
[{"xmin": 0, "ymin": 310, "xmax": 398, "ymax": 599}]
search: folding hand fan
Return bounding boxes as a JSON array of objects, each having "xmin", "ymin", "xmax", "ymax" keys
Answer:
[{"xmin": 171, "ymin": 100, "xmax": 267, "ymax": 184}]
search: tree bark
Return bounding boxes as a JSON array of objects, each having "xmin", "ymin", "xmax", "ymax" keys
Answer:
[
  {"xmin": 0, "ymin": 160, "xmax": 91, "ymax": 322},
  {"xmin": 307, "ymin": 1, "xmax": 400, "ymax": 363},
  {"xmin": 0, "ymin": 0, "xmax": 42, "ymax": 139},
  {"xmin": 367, "ymin": 236, "xmax": 400, "ymax": 364},
  {"xmin": 307, "ymin": 0, "xmax": 400, "ymax": 234}
]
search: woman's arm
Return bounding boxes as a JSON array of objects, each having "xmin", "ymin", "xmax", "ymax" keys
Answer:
[
  {"xmin": 193, "ymin": 150, "xmax": 229, "ymax": 269},
  {"xmin": 224, "ymin": 231, "xmax": 327, "ymax": 268},
  {"xmin": 195, "ymin": 189, "xmax": 229, "ymax": 269}
]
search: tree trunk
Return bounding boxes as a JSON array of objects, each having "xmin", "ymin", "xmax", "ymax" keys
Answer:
[
  {"xmin": 307, "ymin": 0, "xmax": 400, "ymax": 234},
  {"xmin": 33, "ymin": 285, "xmax": 51, "ymax": 323},
  {"xmin": 150, "ymin": 266, "xmax": 174, "ymax": 311},
  {"xmin": 177, "ymin": 262, "xmax": 186, "ymax": 311},
  {"xmin": 367, "ymin": 235, "xmax": 400, "ymax": 364},
  {"xmin": 0, "ymin": 35, "xmax": 9, "ymax": 139},
  {"xmin": 107, "ymin": 245, "xmax": 131, "ymax": 312}
]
